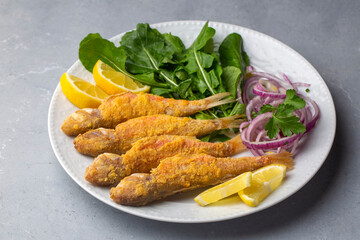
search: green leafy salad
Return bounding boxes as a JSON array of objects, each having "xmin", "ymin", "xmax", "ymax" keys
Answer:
[{"xmin": 78, "ymin": 21, "xmax": 249, "ymax": 141}]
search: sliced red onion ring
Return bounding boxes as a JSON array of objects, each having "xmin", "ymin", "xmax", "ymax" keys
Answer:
[
  {"xmin": 246, "ymin": 66, "xmax": 255, "ymax": 72},
  {"xmin": 239, "ymin": 68, "xmax": 319, "ymax": 156},
  {"xmin": 293, "ymin": 82, "xmax": 311, "ymax": 88},
  {"xmin": 239, "ymin": 121, "xmax": 249, "ymax": 132},
  {"xmin": 243, "ymin": 112, "xmax": 273, "ymax": 140},
  {"xmin": 242, "ymin": 133, "xmax": 300, "ymax": 150},
  {"xmin": 253, "ymin": 85, "xmax": 287, "ymax": 99},
  {"xmin": 245, "ymin": 96, "xmax": 263, "ymax": 121},
  {"xmin": 303, "ymin": 96, "xmax": 320, "ymax": 132},
  {"xmin": 282, "ymin": 73, "xmax": 296, "ymax": 92}
]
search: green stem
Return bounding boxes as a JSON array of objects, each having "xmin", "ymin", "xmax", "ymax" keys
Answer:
[
  {"xmin": 194, "ymin": 48, "xmax": 216, "ymax": 95},
  {"xmin": 141, "ymin": 44, "xmax": 178, "ymax": 88},
  {"xmin": 159, "ymin": 71, "xmax": 178, "ymax": 87},
  {"xmin": 208, "ymin": 110, "xmax": 218, "ymax": 119},
  {"xmin": 103, "ymin": 56, "xmax": 167, "ymax": 88}
]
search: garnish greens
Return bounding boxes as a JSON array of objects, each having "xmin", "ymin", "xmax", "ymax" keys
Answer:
[
  {"xmin": 78, "ymin": 22, "xmax": 249, "ymax": 141},
  {"xmin": 257, "ymin": 90, "xmax": 307, "ymax": 139}
]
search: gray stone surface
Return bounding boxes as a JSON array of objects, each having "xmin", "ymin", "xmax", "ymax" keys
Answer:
[{"xmin": 0, "ymin": 0, "xmax": 359, "ymax": 239}]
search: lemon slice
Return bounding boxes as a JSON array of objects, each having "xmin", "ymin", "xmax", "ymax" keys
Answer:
[
  {"xmin": 93, "ymin": 60, "xmax": 150, "ymax": 94},
  {"xmin": 238, "ymin": 164, "xmax": 287, "ymax": 207},
  {"xmin": 194, "ymin": 172, "xmax": 252, "ymax": 206},
  {"xmin": 60, "ymin": 72, "xmax": 108, "ymax": 108}
]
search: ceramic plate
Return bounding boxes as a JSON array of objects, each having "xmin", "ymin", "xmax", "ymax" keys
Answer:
[{"xmin": 48, "ymin": 21, "xmax": 336, "ymax": 223}]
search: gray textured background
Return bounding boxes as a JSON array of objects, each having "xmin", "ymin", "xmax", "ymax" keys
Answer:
[{"xmin": 1, "ymin": 0, "xmax": 359, "ymax": 239}]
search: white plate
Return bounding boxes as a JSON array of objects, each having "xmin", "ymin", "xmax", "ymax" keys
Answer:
[{"xmin": 48, "ymin": 21, "xmax": 336, "ymax": 223}]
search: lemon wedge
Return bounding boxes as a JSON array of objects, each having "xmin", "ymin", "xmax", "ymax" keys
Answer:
[
  {"xmin": 60, "ymin": 72, "xmax": 108, "ymax": 108},
  {"xmin": 194, "ymin": 172, "xmax": 252, "ymax": 206},
  {"xmin": 238, "ymin": 164, "xmax": 287, "ymax": 207},
  {"xmin": 93, "ymin": 60, "xmax": 150, "ymax": 94}
]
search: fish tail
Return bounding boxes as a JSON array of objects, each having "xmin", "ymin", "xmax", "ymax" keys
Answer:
[
  {"xmin": 216, "ymin": 114, "xmax": 245, "ymax": 129},
  {"xmin": 204, "ymin": 92, "xmax": 236, "ymax": 109},
  {"xmin": 265, "ymin": 151, "xmax": 294, "ymax": 170},
  {"xmin": 226, "ymin": 134, "xmax": 247, "ymax": 154}
]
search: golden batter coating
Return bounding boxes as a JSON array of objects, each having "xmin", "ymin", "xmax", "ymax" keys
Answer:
[
  {"xmin": 84, "ymin": 153, "xmax": 124, "ymax": 186},
  {"xmin": 74, "ymin": 114, "xmax": 243, "ymax": 157},
  {"xmin": 62, "ymin": 92, "xmax": 234, "ymax": 136},
  {"xmin": 110, "ymin": 152, "xmax": 293, "ymax": 206},
  {"xmin": 85, "ymin": 135, "xmax": 247, "ymax": 186}
]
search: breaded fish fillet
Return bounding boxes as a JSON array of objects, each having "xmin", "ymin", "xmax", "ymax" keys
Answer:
[
  {"xmin": 62, "ymin": 92, "xmax": 234, "ymax": 136},
  {"xmin": 110, "ymin": 152, "xmax": 293, "ymax": 206},
  {"xmin": 74, "ymin": 114, "xmax": 243, "ymax": 157},
  {"xmin": 85, "ymin": 135, "xmax": 246, "ymax": 186}
]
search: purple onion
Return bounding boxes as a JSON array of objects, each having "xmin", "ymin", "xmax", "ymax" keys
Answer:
[
  {"xmin": 239, "ymin": 68, "xmax": 320, "ymax": 156},
  {"xmin": 242, "ymin": 133, "xmax": 300, "ymax": 150}
]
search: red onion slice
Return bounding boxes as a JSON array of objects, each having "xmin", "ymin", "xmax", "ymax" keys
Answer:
[
  {"xmin": 239, "ymin": 68, "xmax": 319, "ymax": 156},
  {"xmin": 253, "ymin": 85, "xmax": 287, "ymax": 99},
  {"xmin": 242, "ymin": 134, "xmax": 300, "ymax": 150}
]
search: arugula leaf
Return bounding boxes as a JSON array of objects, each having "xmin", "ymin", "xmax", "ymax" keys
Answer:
[
  {"xmin": 182, "ymin": 22, "xmax": 220, "ymax": 96},
  {"xmin": 79, "ymin": 33, "xmax": 110, "ymax": 72},
  {"xmin": 188, "ymin": 21, "xmax": 216, "ymax": 51},
  {"xmin": 157, "ymin": 69, "xmax": 176, "ymax": 86},
  {"xmin": 184, "ymin": 51, "xmax": 214, "ymax": 74},
  {"xmin": 120, "ymin": 23, "xmax": 180, "ymax": 88},
  {"xmin": 243, "ymin": 51, "xmax": 250, "ymax": 66},
  {"xmin": 194, "ymin": 111, "xmax": 216, "ymax": 120},
  {"xmin": 229, "ymin": 102, "xmax": 246, "ymax": 115},
  {"xmin": 196, "ymin": 63, "xmax": 217, "ymax": 95},
  {"xmin": 192, "ymin": 74, "xmax": 208, "ymax": 94},
  {"xmin": 203, "ymin": 38, "xmax": 214, "ymax": 54},
  {"xmin": 184, "ymin": 50, "xmax": 219, "ymax": 95},
  {"xmin": 174, "ymin": 67, "xmax": 189, "ymax": 81},
  {"xmin": 200, "ymin": 132, "xmax": 231, "ymax": 142},
  {"xmin": 219, "ymin": 33, "xmax": 249, "ymax": 97},
  {"xmin": 150, "ymin": 87, "xmax": 174, "ymax": 96},
  {"xmin": 211, "ymin": 53, "xmax": 223, "ymax": 83},
  {"xmin": 78, "ymin": 35, "xmax": 165, "ymax": 88},
  {"xmin": 219, "ymin": 33, "xmax": 246, "ymax": 69},
  {"xmin": 79, "ymin": 33, "xmax": 102, "ymax": 49},
  {"xmin": 162, "ymin": 33, "xmax": 185, "ymax": 60},
  {"xmin": 221, "ymin": 66, "xmax": 241, "ymax": 97},
  {"xmin": 208, "ymin": 69, "xmax": 220, "ymax": 89},
  {"xmin": 120, "ymin": 23, "xmax": 173, "ymax": 72},
  {"xmin": 178, "ymin": 79, "xmax": 193, "ymax": 98}
]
